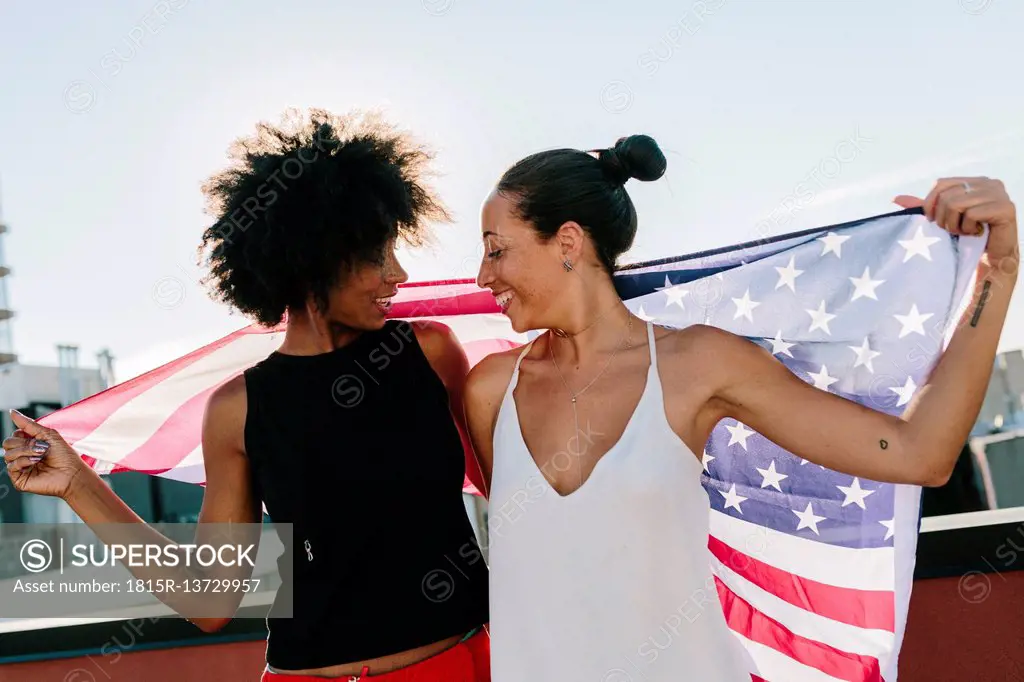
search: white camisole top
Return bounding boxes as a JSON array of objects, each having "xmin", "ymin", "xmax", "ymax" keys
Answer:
[{"xmin": 487, "ymin": 321, "xmax": 750, "ymax": 681}]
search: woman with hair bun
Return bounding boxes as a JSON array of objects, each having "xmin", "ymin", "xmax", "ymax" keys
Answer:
[{"xmin": 464, "ymin": 134, "xmax": 1018, "ymax": 680}]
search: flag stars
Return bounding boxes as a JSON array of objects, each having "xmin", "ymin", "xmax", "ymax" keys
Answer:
[
  {"xmin": 719, "ymin": 483, "xmax": 748, "ymax": 514},
  {"xmin": 893, "ymin": 304, "xmax": 933, "ymax": 338},
  {"xmin": 635, "ymin": 304, "xmax": 656, "ymax": 322},
  {"xmin": 757, "ymin": 460, "xmax": 789, "ymax": 492},
  {"xmin": 725, "ymin": 421, "xmax": 756, "ymax": 450},
  {"xmin": 848, "ymin": 337, "xmax": 881, "ymax": 373},
  {"xmin": 775, "ymin": 256, "xmax": 804, "ymax": 293},
  {"xmin": 837, "ymin": 477, "xmax": 875, "ymax": 510},
  {"xmin": 808, "ymin": 365, "xmax": 839, "ymax": 391},
  {"xmin": 793, "ymin": 502, "xmax": 826, "ymax": 534},
  {"xmin": 732, "ymin": 288, "xmax": 761, "ymax": 322},
  {"xmin": 817, "ymin": 232, "xmax": 851, "ymax": 258},
  {"xmin": 769, "ymin": 330, "xmax": 795, "ymax": 358},
  {"xmin": 898, "ymin": 225, "xmax": 941, "ymax": 263},
  {"xmin": 880, "ymin": 519, "xmax": 895, "ymax": 541},
  {"xmin": 806, "ymin": 300, "xmax": 838, "ymax": 335},
  {"xmin": 657, "ymin": 275, "xmax": 689, "ymax": 311},
  {"xmin": 890, "ymin": 375, "xmax": 917, "ymax": 407},
  {"xmin": 701, "ymin": 449, "xmax": 715, "ymax": 473},
  {"xmin": 849, "ymin": 267, "xmax": 885, "ymax": 301}
]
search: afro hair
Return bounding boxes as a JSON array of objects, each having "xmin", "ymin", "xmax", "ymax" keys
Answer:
[{"xmin": 197, "ymin": 107, "xmax": 451, "ymax": 327}]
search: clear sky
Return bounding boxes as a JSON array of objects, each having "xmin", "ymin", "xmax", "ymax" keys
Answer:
[{"xmin": 1, "ymin": 0, "xmax": 1021, "ymax": 382}]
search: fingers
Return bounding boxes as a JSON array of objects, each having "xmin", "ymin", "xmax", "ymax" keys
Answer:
[
  {"xmin": 922, "ymin": 178, "xmax": 978, "ymax": 221},
  {"xmin": 4, "ymin": 442, "xmax": 47, "ymax": 463},
  {"xmin": 2, "ymin": 436, "xmax": 48, "ymax": 458},
  {"xmin": 6, "ymin": 454, "xmax": 42, "ymax": 474},
  {"xmin": 961, "ymin": 202, "xmax": 990, "ymax": 238},
  {"xmin": 8, "ymin": 410, "xmax": 64, "ymax": 445},
  {"xmin": 961, "ymin": 201, "xmax": 1002, "ymax": 236},
  {"xmin": 925, "ymin": 178, "xmax": 999, "ymax": 236},
  {"xmin": 892, "ymin": 195, "xmax": 925, "ymax": 210},
  {"xmin": 9, "ymin": 409, "xmax": 51, "ymax": 439}
]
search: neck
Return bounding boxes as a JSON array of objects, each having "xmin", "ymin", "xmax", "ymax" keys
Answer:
[
  {"xmin": 277, "ymin": 308, "xmax": 365, "ymax": 356},
  {"xmin": 548, "ymin": 282, "xmax": 635, "ymax": 364}
]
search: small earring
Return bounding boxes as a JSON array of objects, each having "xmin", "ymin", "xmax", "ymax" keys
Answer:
[{"xmin": 562, "ymin": 259, "xmax": 574, "ymax": 272}]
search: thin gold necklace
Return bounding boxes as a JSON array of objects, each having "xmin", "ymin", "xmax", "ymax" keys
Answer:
[
  {"xmin": 550, "ymin": 300, "xmax": 621, "ymax": 338},
  {"xmin": 548, "ymin": 312, "xmax": 634, "ymax": 488}
]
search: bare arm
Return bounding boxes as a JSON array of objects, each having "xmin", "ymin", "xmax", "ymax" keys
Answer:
[
  {"xmin": 462, "ymin": 351, "xmax": 521, "ymax": 497},
  {"xmin": 702, "ymin": 177, "xmax": 1018, "ymax": 487},
  {"xmin": 5, "ymin": 375, "xmax": 261, "ymax": 631},
  {"xmin": 413, "ymin": 320, "xmax": 490, "ymax": 496}
]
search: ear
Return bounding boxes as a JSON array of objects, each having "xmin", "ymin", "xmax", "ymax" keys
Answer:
[{"xmin": 553, "ymin": 221, "xmax": 586, "ymax": 263}]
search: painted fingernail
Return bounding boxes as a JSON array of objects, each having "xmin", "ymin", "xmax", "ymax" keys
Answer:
[
  {"xmin": 32, "ymin": 441, "xmax": 49, "ymax": 455},
  {"xmin": 29, "ymin": 456, "xmax": 42, "ymax": 463}
]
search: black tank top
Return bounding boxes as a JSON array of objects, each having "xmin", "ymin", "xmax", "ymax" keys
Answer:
[{"xmin": 242, "ymin": 320, "xmax": 489, "ymax": 670}]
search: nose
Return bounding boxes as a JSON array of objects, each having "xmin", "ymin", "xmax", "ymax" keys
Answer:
[
  {"xmin": 476, "ymin": 258, "xmax": 493, "ymax": 290},
  {"xmin": 387, "ymin": 256, "xmax": 409, "ymax": 285}
]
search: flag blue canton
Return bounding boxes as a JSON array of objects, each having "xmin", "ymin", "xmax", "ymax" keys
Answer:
[{"xmin": 614, "ymin": 207, "xmax": 984, "ymax": 551}]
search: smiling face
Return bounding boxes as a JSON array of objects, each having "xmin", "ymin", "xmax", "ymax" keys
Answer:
[
  {"xmin": 321, "ymin": 238, "xmax": 409, "ymax": 331},
  {"xmin": 476, "ymin": 190, "xmax": 572, "ymax": 333}
]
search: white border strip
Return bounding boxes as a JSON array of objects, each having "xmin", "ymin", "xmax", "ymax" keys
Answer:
[{"xmin": 920, "ymin": 506, "xmax": 1024, "ymax": 532}]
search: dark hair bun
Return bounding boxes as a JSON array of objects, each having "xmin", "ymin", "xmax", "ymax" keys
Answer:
[{"xmin": 598, "ymin": 134, "xmax": 667, "ymax": 185}]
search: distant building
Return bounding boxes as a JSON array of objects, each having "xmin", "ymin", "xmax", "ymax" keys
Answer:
[
  {"xmin": 0, "ymin": 203, "xmax": 202, "ymax": 526},
  {"xmin": 0, "ymin": 353, "xmax": 109, "ymax": 523}
]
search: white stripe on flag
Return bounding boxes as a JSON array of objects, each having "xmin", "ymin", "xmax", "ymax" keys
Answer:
[
  {"xmin": 415, "ymin": 314, "xmax": 527, "ymax": 345},
  {"xmin": 710, "ymin": 510, "xmax": 895, "ymax": 591},
  {"xmin": 72, "ymin": 332, "xmax": 285, "ymax": 464},
  {"xmin": 711, "ymin": 554, "xmax": 894, "ymax": 659},
  {"xmin": 734, "ymin": 633, "xmax": 852, "ymax": 682}
]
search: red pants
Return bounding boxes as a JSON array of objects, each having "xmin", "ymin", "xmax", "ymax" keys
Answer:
[{"xmin": 260, "ymin": 629, "xmax": 490, "ymax": 681}]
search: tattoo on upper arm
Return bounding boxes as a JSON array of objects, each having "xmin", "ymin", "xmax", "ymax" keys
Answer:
[
  {"xmin": 879, "ymin": 439, "xmax": 888, "ymax": 450},
  {"xmin": 969, "ymin": 280, "xmax": 992, "ymax": 327}
]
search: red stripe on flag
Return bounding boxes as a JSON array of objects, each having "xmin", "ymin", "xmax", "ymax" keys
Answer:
[
  {"xmin": 96, "ymin": 337, "xmax": 519, "ymax": 484},
  {"xmin": 461, "ymin": 338, "xmax": 522, "ymax": 367},
  {"xmin": 390, "ymin": 290, "xmax": 499, "ymax": 318},
  {"xmin": 39, "ymin": 325, "xmax": 268, "ymax": 443},
  {"xmin": 716, "ymin": 577, "xmax": 882, "ymax": 682},
  {"xmin": 708, "ymin": 535, "xmax": 896, "ymax": 632},
  {"xmin": 114, "ymin": 383, "xmax": 225, "ymax": 473}
]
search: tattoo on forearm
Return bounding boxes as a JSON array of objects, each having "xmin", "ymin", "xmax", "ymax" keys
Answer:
[
  {"xmin": 879, "ymin": 439, "xmax": 888, "ymax": 450},
  {"xmin": 969, "ymin": 280, "xmax": 992, "ymax": 327}
]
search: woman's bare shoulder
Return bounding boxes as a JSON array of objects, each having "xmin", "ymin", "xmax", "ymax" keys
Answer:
[
  {"xmin": 652, "ymin": 323, "xmax": 750, "ymax": 377},
  {"xmin": 466, "ymin": 342, "xmax": 528, "ymax": 400}
]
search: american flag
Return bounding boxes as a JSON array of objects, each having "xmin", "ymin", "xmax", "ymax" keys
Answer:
[{"xmin": 39, "ymin": 207, "xmax": 983, "ymax": 681}]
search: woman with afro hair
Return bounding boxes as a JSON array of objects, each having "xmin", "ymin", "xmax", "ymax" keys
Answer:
[{"xmin": 3, "ymin": 108, "xmax": 492, "ymax": 680}]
